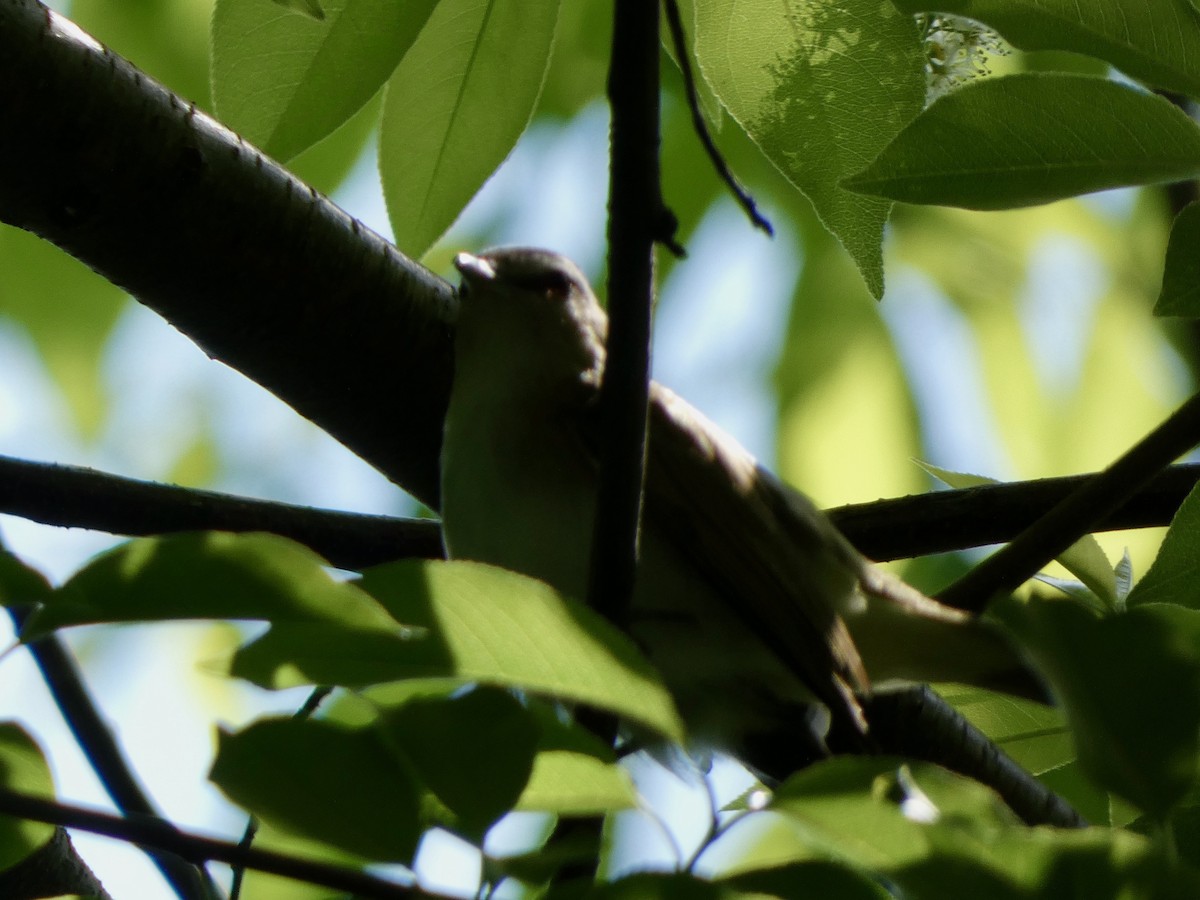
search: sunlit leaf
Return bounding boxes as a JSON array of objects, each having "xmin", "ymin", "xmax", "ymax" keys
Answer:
[
  {"xmin": 380, "ymin": 0, "xmax": 562, "ymax": 256},
  {"xmin": 845, "ymin": 74, "xmax": 1200, "ymax": 210},
  {"xmin": 693, "ymin": 0, "xmax": 926, "ymax": 298},
  {"xmin": 893, "ymin": 0, "xmax": 1200, "ymax": 100},
  {"xmin": 212, "ymin": 0, "xmax": 437, "ymax": 161},
  {"xmin": 24, "ymin": 532, "xmax": 397, "ymax": 637},
  {"xmin": 1154, "ymin": 202, "xmax": 1200, "ymax": 317},
  {"xmin": 234, "ymin": 560, "xmax": 685, "ymax": 742}
]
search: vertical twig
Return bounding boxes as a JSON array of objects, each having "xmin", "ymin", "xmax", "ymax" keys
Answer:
[{"xmin": 587, "ymin": 0, "xmax": 667, "ymax": 631}]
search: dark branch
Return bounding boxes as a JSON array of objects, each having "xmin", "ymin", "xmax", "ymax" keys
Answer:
[
  {"xmin": 0, "ymin": 454, "xmax": 443, "ymax": 571},
  {"xmin": 826, "ymin": 463, "xmax": 1200, "ymax": 562},
  {"xmin": 938, "ymin": 390, "xmax": 1200, "ymax": 612},
  {"xmin": 0, "ymin": 788, "xmax": 449, "ymax": 899},
  {"xmin": 5, "ymin": 453, "xmax": 1200, "ymax": 572},
  {"xmin": 589, "ymin": 0, "xmax": 663, "ymax": 630},
  {"xmin": 0, "ymin": 0, "xmax": 455, "ymax": 509}
]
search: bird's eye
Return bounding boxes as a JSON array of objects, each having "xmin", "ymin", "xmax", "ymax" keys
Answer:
[{"xmin": 509, "ymin": 269, "xmax": 573, "ymax": 299}]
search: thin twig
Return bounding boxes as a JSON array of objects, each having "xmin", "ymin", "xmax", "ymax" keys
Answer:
[
  {"xmin": 938, "ymin": 391, "xmax": 1200, "ymax": 613},
  {"xmin": 662, "ymin": 0, "xmax": 773, "ymax": 236}
]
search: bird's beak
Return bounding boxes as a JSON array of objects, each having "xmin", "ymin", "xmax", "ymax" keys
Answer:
[{"xmin": 453, "ymin": 252, "xmax": 496, "ymax": 283}]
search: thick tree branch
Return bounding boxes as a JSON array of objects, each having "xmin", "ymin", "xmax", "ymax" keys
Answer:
[{"xmin": 0, "ymin": 0, "xmax": 455, "ymax": 508}]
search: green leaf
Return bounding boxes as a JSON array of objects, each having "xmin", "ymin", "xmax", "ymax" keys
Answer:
[
  {"xmin": 892, "ymin": 0, "xmax": 1200, "ymax": 100},
  {"xmin": 516, "ymin": 705, "xmax": 635, "ymax": 815},
  {"xmin": 211, "ymin": 718, "xmax": 423, "ymax": 861},
  {"xmin": 937, "ymin": 685, "xmax": 1073, "ymax": 776},
  {"xmin": 268, "ymin": 0, "xmax": 326, "ymax": 20},
  {"xmin": 375, "ymin": 687, "xmax": 538, "ymax": 841},
  {"xmin": 1008, "ymin": 600, "xmax": 1200, "ymax": 817},
  {"xmin": 380, "ymin": 0, "xmax": 562, "ymax": 257},
  {"xmin": 693, "ymin": 0, "xmax": 926, "ymax": 298},
  {"xmin": 212, "ymin": 0, "xmax": 437, "ymax": 162},
  {"xmin": 845, "ymin": 74, "xmax": 1200, "ymax": 210},
  {"xmin": 1128, "ymin": 482, "xmax": 1200, "ymax": 608},
  {"xmin": 769, "ymin": 757, "xmax": 1015, "ymax": 869},
  {"xmin": 235, "ymin": 560, "xmax": 685, "ymax": 742},
  {"xmin": 0, "ymin": 724, "xmax": 55, "ymax": 870},
  {"xmin": 0, "ymin": 548, "xmax": 51, "ymax": 609},
  {"xmin": 1154, "ymin": 202, "xmax": 1200, "ymax": 317},
  {"xmin": 25, "ymin": 532, "xmax": 398, "ymax": 637}
]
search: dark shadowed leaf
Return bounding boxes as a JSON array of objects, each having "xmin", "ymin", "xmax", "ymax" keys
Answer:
[{"xmin": 211, "ymin": 718, "xmax": 422, "ymax": 861}]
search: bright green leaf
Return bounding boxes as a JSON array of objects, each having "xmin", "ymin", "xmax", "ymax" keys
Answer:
[
  {"xmin": 235, "ymin": 560, "xmax": 685, "ymax": 742},
  {"xmin": 845, "ymin": 74, "xmax": 1200, "ymax": 210},
  {"xmin": 694, "ymin": 0, "xmax": 926, "ymax": 297},
  {"xmin": 375, "ymin": 687, "xmax": 538, "ymax": 841},
  {"xmin": 380, "ymin": 0, "xmax": 562, "ymax": 256},
  {"xmin": 1128, "ymin": 482, "xmax": 1200, "ymax": 608},
  {"xmin": 25, "ymin": 532, "xmax": 398, "ymax": 637},
  {"xmin": 0, "ymin": 724, "xmax": 55, "ymax": 870},
  {"xmin": 1154, "ymin": 202, "xmax": 1200, "ymax": 317},
  {"xmin": 516, "ymin": 704, "xmax": 635, "ymax": 815},
  {"xmin": 212, "ymin": 0, "xmax": 437, "ymax": 162},
  {"xmin": 938, "ymin": 685, "xmax": 1073, "ymax": 776},
  {"xmin": 892, "ymin": 0, "xmax": 1200, "ymax": 100},
  {"xmin": 1008, "ymin": 600, "xmax": 1200, "ymax": 817},
  {"xmin": 211, "ymin": 718, "xmax": 423, "ymax": 861}
]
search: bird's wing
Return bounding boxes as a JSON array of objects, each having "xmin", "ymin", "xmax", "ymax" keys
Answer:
[{"xmin": 641, "ymin": 382, "xmax": 870, "ymax": 734}]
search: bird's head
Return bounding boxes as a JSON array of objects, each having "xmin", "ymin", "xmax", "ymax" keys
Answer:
[{"xmin": 452, "ymin": 248, "xmax": 608, "ymax": 405}]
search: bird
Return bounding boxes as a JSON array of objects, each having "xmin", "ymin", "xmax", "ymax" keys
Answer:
[{"xmin": 439, "ymin": 246, "xmax": 1036, "ymax": 774}]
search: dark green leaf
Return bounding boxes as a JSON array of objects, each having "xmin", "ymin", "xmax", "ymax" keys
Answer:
[
  {"xmin": 211, "ymin": 718, "xmax": 422, "ymax": 861},
  {"xmin": 845, "ymin": 74, "xmax": 1200, "ymax": 210},
  {"xmin": 212, "ymin": 0, "xmax": 438, "ymax": 161},
  {"xmin": 380, "ymin": 0, "xmax": 562, "ymax": 256},
  {"xmin": 1008, "ymin": 600, "xmax": 1200, "ymax": 817},
  {"xmin": 0, "ymin": 548, "xmax": 51, "ymax": 609},
  {"xmin": 0, "ymin": 724, "xmax": 55, "ymax": 870},
  {"xmin": 1155, "ymin": 202, "xmax": 1200, "ymax": 317},
  {"xmin": 694, "ymin": 0, "xmax": 926, "ymax": 297},
  {"xmin": 25, "ymin": 532, "xmax": 397, "ymax": 637},
  {"xmin": 893, "ymin": 0, "xmax": 1200, "ymax": 100},
  {"xmin": 376, "ymin": 687, "xmax": 538, "ymax": 841}
]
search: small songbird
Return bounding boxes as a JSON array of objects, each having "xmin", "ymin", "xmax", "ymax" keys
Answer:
[{"xmin": 440, "ymin": 247, "xmax": 1034, "ymax": 772}]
